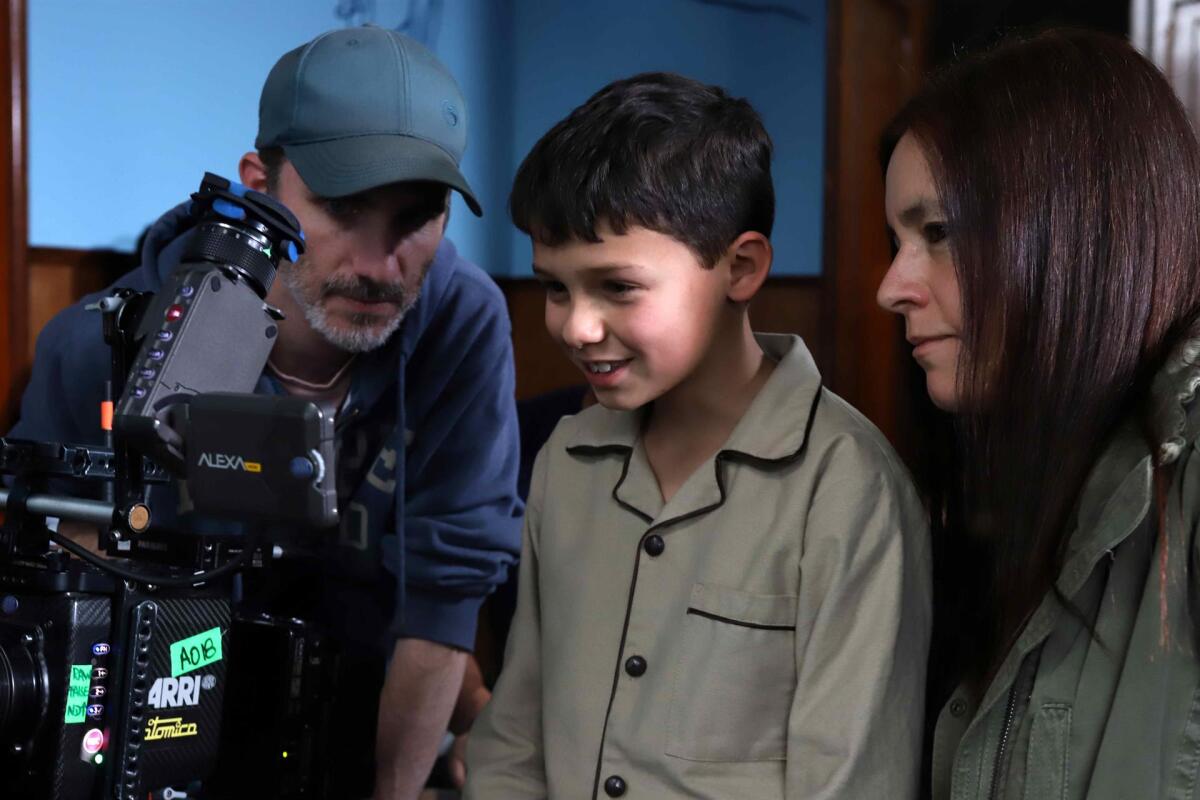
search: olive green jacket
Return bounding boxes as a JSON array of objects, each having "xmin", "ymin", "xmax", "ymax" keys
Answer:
[
  {"xmin": 933, "ymin": 332, "xmax": 1200, "ymax": 800},
  {"xmin": 466, "ymin": 334, "xmax": 931, "ymax": 800}
]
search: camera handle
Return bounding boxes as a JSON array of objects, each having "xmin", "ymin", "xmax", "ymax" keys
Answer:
[{"xmin": 95, "ymin": 289, "xmax": 155, "ymax": 545}]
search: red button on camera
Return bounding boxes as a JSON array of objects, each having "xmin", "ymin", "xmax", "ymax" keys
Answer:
[
  {"xmin": 165, "ymin": 304, "xmax": 185, "ymax": 322},
  {"xmin": 82, "ymin": 728, "xmax": 104, "ymax": 755}
]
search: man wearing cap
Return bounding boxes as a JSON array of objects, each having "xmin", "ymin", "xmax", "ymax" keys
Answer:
[{"xmin": 10, "ymin": 26, "xmax": 521, "ymax": 799}]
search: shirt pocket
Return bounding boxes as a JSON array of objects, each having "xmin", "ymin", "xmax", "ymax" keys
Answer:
[{"xmin": 665, "ymin": 582, "xmax": 797, "ymax": 762}]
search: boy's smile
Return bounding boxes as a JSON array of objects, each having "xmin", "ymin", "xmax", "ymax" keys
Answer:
[
  {"xmin": 533, "ymin": 224, "xmax": 732, "ymax": 411},
  {"xmin": 579, "ymin": 358, "xmax": 633, "ymax": 387}
]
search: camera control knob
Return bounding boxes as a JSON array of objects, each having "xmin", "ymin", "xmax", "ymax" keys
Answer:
[
  {"xmin": 125, "ymin": 504, "xmax": 151, "ymax": 534},
  {"xmin": 289, "ymin": 457, "xmax": 315, "ymax": 480}
]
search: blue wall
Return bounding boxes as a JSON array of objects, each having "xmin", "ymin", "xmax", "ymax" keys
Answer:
[
  {"xmin": 30, "ymin": 3, "xmax": 337, "ymax": 252},
  {"xmin": 508, "ymin": 0, "xmax": 825, "ymax": 276},
  {"xmin": 29, "ymin": 0, "xmax": 824, "ymax": 277}
]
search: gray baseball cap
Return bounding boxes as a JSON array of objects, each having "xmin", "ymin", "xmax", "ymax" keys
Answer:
[{"xmin": 256, "ymin": 25, "xmax": 481, "ymax": 216}]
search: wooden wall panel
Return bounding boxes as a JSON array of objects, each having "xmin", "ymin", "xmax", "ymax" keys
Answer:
[
  {"xmin": 26, "ymin": 246, "xmax": 134, "ymax": 362},
  {"xmin": 749, "ymin": 278, "xmax": 825, "ymax": 364},
  {"xmin": 500, "ymin": 279, "xmax": 579, "ymax": 401},
  {"xmin": 823, "ymin": 0, "xmax": 930, "ymax": 453}
]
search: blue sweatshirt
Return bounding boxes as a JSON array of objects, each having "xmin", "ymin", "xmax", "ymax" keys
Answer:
[{"xmin": 10, "ymin": 201, "xmax": 523, "ymax": 653}]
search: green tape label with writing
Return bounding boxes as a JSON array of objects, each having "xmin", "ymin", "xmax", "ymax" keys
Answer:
[
  {"xmin": 64, "ymin": 664, "xmax": 92, "ymax": 724},
  {"xmin": 170, "ymin": 626, "xmax": 223, "ymax": 677}
]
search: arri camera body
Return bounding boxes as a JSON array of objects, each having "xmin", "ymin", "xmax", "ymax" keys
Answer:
[{"xmin": 0, "ymin": 174, "xmax": 337, "ymax": 800}]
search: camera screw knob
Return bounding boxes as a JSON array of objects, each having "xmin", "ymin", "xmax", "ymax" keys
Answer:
[{"xmin": 125, "ymin": 504, "xmax": 151, "ymax": 534}]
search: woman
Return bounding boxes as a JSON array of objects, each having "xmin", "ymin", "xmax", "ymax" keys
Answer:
[{"xmin": 877, "ymin": 29, "xmax": 1200, "ymax": 799}]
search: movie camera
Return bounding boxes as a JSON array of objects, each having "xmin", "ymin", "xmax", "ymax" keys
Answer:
[{"xmin": 0, "ymin": 173, "xmax": 340, "ymax": 799}]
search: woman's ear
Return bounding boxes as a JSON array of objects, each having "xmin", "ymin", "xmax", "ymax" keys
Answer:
[{"xmin": 726, "ymin": 231, "xmax": 772, "ymax": 303}]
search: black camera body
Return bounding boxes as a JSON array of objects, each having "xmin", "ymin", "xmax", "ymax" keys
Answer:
[
  {"xmin": 0, "ymin": 173, "xmax": 341, "ymax": 799},
  {"xmin": 0, "ymin": 570, "xmax": 112, "ymax": 798},
  {"xmin": 0, "ymin": 568, "xmax": 230, "ymax": 799}
]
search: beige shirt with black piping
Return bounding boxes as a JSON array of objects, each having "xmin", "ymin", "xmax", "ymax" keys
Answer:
[{"xmin": 465, "ymin": 333, "xmax": 932, "ymax": 800}]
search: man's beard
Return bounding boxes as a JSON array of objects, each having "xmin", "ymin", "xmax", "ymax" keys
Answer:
[{"xmin": 280, "ymin": 257, "xmax": 423, "ymax": 353}]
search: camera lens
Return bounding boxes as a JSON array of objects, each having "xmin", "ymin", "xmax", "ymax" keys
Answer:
[
  {"xmin": 0, "ymin": 626, "xmax": 47, "ymax": 753},
  {"xmin": 177, "ymin": 175, "xmax": 305, "ymax": 300},
  {"xmin": 183, "ymin": 221, "xmax": 278, "ymax": 298}
]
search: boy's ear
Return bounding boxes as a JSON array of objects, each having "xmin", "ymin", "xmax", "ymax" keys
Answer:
[
  {"xmin": 238, "ymin": 151, "xmax": 270, "ymax": 194},
  {"xmin": 725, "ymin": 231, "xmax": 772, "ymax": 303}
]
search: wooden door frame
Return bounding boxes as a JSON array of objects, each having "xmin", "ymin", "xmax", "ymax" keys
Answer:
[
  {"xmin": 1, "ymin": 0, "xmax": 26, "ymax": 430},
  {"xmin": 822, "ymin": 0, "xmax": 929, "ymax": 453}
]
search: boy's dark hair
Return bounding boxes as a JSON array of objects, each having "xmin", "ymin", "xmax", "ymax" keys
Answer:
[{"xmin": 510, "ymin": 72, "xmax": 774, "ymax": 267}]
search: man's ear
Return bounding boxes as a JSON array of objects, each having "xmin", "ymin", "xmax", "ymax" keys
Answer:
[
  {"xmin": 725, "ymin": 231, "xmax": 772, "ymax": 303},
  {"xmin": 238, "ymin": 151, "xmax": 269, "ymax": 193}
]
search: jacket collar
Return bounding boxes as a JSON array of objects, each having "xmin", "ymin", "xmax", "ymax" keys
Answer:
[
  {"xmin": 564, "ymin": 334, "xmax": 823, "ymax": 524},
  {"xmin": 1059, "ymin": 321, "xmax": 1200, "ymax": 571},
  {"xmin": 140, "ymin": 200, "xmax": 198, "ymax": 290},
  {"xmin": 1148, "ymin": 320, "xmax": 1200, "ymax": 466},
  {"xmin": 396, "ymin": 237, "xmax": 460, "ymax": 361},
  {"xmin": 971, "ymin": 324, "xmax": 1200, "ymax": 723}
]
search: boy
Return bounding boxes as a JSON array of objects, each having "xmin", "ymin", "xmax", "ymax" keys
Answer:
[{"xmin": 465, "ymin": 73, "xmax": 930, "ymax": 799}]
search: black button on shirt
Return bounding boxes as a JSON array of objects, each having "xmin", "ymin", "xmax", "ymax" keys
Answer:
[
  {"xmin": 643, "ymin": 534, "xmax": 665, "ymax": 556},
  {"xmin": 604, "ymin": 775, "xmax": 627, "ymax": 797},
  {"xmin": 624, "ymin": 655, "xmax": 647, "ymax": 677}
]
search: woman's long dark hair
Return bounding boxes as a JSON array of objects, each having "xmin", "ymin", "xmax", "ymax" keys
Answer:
[{"xmin": 883, "ymin": 29, "xmax": 1200, "ymax": 688}]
